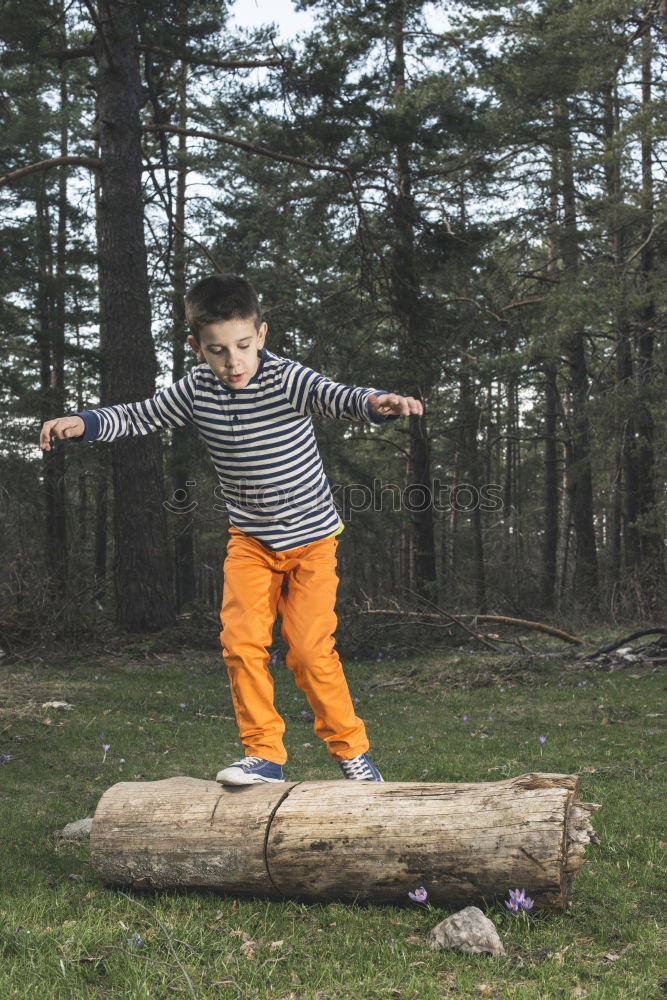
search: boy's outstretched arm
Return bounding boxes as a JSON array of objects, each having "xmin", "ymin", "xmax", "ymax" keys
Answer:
[
  {"xmin": 280, "ymin": 360, "xmax": 424, "ymax": 424},
  {"xmin": 40, "ymin": 416, "xmax": 85, "ymax": 451},
  {"xmin": 367, "ymin": 393, "xmax": 424, "ymax": 418},
  {"xmin": 38, "ymin": 376, "xmax": 196, "ymax": 451}
]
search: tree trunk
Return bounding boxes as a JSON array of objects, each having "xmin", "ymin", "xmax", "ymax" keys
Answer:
[
  {"xmin": 94, "ymin": 0, "xmax": 175, "ymax": 629},
  {"xmin": 94, "ymin": 451, "xmax": 109, "ymax": 602},
  {"xmin": 554, "ymin": 101, "xmax": 598, "ymax": 606},
  {"xmin": 169, "ymin": 62, "xmax": 196, "ymax": 610},
  {"xmin": 541, "ymin": 361, "xmax": 560, "ymax": 610},
  {"xmin": 504, "ymin": 375, "xmax": 522, "ymax": 603},
  {"xmin": 91, "ymin": 773, "xmax": 599, "ymax": 912},
  {"xmin": 36, "ymin": 178, "xmax": 68, "ymax": 593},
  {"xmin": 459, "ymin": 375, "xmax": 487, "ymax": 611},
  {"xmin": 389, "ymin": 10, "xmax": 436, "ymax": 599},
  {"xmin": 541, "ymin": 156, "xmax": 561, "ymax": 611},
  {"xmin": 34, "ymin": 6, "xmax": 69, "ymax": 597},
  {"xmin": 601, "ymin": 78, "xmax": 632, "ymax": 600},
  {"xmin": 630, "ymin": 15, "xmax": 665, "ymax": 598}
]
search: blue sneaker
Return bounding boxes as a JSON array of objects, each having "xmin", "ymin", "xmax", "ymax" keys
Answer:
[
  {"xmin": 338, "ymin": 754, "xmax": 384, "ymax": 782},
  {"xmin": 216, "ymin": 756, "xmax": 284, "ymax": 785}
]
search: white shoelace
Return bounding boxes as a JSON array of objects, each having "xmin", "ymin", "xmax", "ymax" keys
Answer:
[{"xmin": 340, "ymin": 755, "xmax": 373, "ymax": 779}]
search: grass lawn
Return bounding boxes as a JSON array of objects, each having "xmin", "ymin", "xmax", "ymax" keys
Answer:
[{"xmin": 0, "ymin": 639, "xmax": 665, "ymax": 999}]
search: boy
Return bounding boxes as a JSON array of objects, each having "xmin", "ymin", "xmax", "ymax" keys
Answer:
[{"xmin": 40, "ymin": 274, "xmax": 423, "ymax": 784}]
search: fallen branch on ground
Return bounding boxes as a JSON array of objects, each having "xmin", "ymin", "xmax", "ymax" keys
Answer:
[
  {"xmin": 346, "ymin": 607, "xmax": 584, "ymax": 647},
  {"xmin": 578, "ymin": 628, "xmax": 667, "ymax": 659}
]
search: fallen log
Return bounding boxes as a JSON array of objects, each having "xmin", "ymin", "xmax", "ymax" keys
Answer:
[
  {"xmin": 90, "ymin": 773, "xmax": 599, "ymax": 912},
  {"xmin": 471, "ymin": 615, "xmax": 585, "ymax": 646}
]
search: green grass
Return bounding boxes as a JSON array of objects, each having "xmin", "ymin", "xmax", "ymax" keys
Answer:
[{"xmin": 1, "ymin": 642, "xmax": 666, "ymax": 999}]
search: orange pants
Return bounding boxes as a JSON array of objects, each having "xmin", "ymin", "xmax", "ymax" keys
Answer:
[{"xmin": 220, "ymin": 527, "xmax": 369, "ymax": 765}]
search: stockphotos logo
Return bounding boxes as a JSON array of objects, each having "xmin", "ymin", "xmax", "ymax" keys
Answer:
[
  {"xmin": 329, "ymin": 479, "xmax": 503, "ymax": 517},
  {"xmin": 163, "ymin": 479, "xmax": 504, "ymax": 518}
]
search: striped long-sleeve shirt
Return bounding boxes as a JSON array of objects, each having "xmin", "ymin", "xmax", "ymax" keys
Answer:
[{"xmin": 78, "ymin": 348, "xmax": 396, "ymax": 551}]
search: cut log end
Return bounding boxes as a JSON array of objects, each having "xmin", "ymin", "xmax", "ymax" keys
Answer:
[
  {"xmin": 566, "ymin": 801, "xmax": 602, "ymax": 868},
  {"xmin": 535, "ymin": 799, "xmax": 598, "ymax": 913}
]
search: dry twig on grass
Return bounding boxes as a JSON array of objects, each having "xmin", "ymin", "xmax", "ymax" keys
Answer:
[{"xmin": 119, "ymin": 891, "xmax": 198, "ymax": 1000}]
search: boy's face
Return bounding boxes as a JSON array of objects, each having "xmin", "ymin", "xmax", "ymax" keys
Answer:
[{"xmin": 188, "ymin": 317, "xmax": 267, "ymax": 390}]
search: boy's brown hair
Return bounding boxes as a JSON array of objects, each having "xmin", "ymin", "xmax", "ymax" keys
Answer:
[{"xmin": 185, "ymin": 274, "xmax": 262, "ymax": 341}]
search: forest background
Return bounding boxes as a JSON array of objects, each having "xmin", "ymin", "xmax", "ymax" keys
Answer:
[{"xmin": 1, "ymin": 0, "xmax": 666, "ymax": 652}]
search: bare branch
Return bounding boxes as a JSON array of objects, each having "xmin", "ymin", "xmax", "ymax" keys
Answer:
[
  {"xmin": 624, "ymin": 220, "xmax": 666, "ymax": 268},
  {"xmin": 400, "ymin": 587, "xmax": 502, "ymax": 652},
  {"xmin": 441, "ymin": 296, "xmax": 504, "ymax": 324},
  {"xmin": 500, "ymin": 296, "xmax": 547, "ymax": 312},
  {"xmin": 144, "ymin": 124, "xmax": 349, "ymax": 175},
  {"xmin": 345, "ymin": 608, "xmax": 585, "ymax": 646},
  {"xmin": 357, "ymin": 435, "xmax": 412, "ymax": 461},
  {"xmin": 0, "ymin": 156, "xmax": 102, "ymax": 188},
  {"xmin": 137, "ymin": 44, "xmax": 284, "ymax": 70},
  {"xmin": 44, "ymin": 41, "xmax": 286, "ymax": 69},
  {"xmin": 578, "ymin": 627, "xmax": 667, "ymax": 659},
  {"xmin": 43, "ymin": 44, "xmax": 96, "ymax": 62},
  {"xmin": 142, "ymin": 155, "xmax": 225, "ymax": 273},
  {"xmin": 470, "ymin": 614, "xmax": 584, "ymax": 645}
]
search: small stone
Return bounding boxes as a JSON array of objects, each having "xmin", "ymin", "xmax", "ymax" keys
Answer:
[
  {"xmin": 57, "ymin": 817, "xmax": 94, "ymax": 839},
  {"xmin": 429, "ymin": 906, "xmax": 506, "ymax": 957}
]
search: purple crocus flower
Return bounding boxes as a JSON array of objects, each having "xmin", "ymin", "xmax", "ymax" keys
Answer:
[
  {"xmin": 408, "ymin": 886, "xmax": 428, "ymax": 904},
  {"xmin": 505, "ymin": 888, "xmax": 534, "ymax": 912},
  {"xmin": 1, "ymin": 754, "xmax": 13, "ymax": 763},
  {"xmin": 539, "ymin": 735, "xmax": 546, "ymax": 746}
]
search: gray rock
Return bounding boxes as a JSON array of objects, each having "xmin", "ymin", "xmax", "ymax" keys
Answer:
[
  {"xmin": 58, "ymin": 817, "xmax": 94, "ymax": 840},
  {"xmin": 429, "ymin": 906, "xmax": 506, "ymax": 957}
]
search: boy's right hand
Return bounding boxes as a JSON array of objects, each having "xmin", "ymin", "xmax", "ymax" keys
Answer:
[{"xmin": 39, "ymin": 416, "xmax": 85, "ymax": 451}]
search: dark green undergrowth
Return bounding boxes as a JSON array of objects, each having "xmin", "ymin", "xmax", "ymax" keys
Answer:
[{"xmin": 1, "ymin": 642, "xmax": 665, "ymax": 999}]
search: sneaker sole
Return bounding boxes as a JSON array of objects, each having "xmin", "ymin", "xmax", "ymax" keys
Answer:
[
  {"xmin": 215, "ymin": 769, "xmax": 285, "ymax": 785},
  {"xmin": 342, "ymin": 776, "xmax": 384, "ymax": 782}
]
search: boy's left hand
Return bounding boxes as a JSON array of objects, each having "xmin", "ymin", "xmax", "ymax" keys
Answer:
[{"xmin": 368, "ymin": 393, "xmax": 424, "ymax": 417}]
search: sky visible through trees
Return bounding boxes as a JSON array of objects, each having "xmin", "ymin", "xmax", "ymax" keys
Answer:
[{"xmin": 1, "ymin": 0, "xmax": 665, "ymax": 642}]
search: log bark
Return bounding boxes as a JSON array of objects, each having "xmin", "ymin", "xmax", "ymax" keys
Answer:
[{"xmin": 91, "ymin": 773, "xmax": 599, "ymax": 912}]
